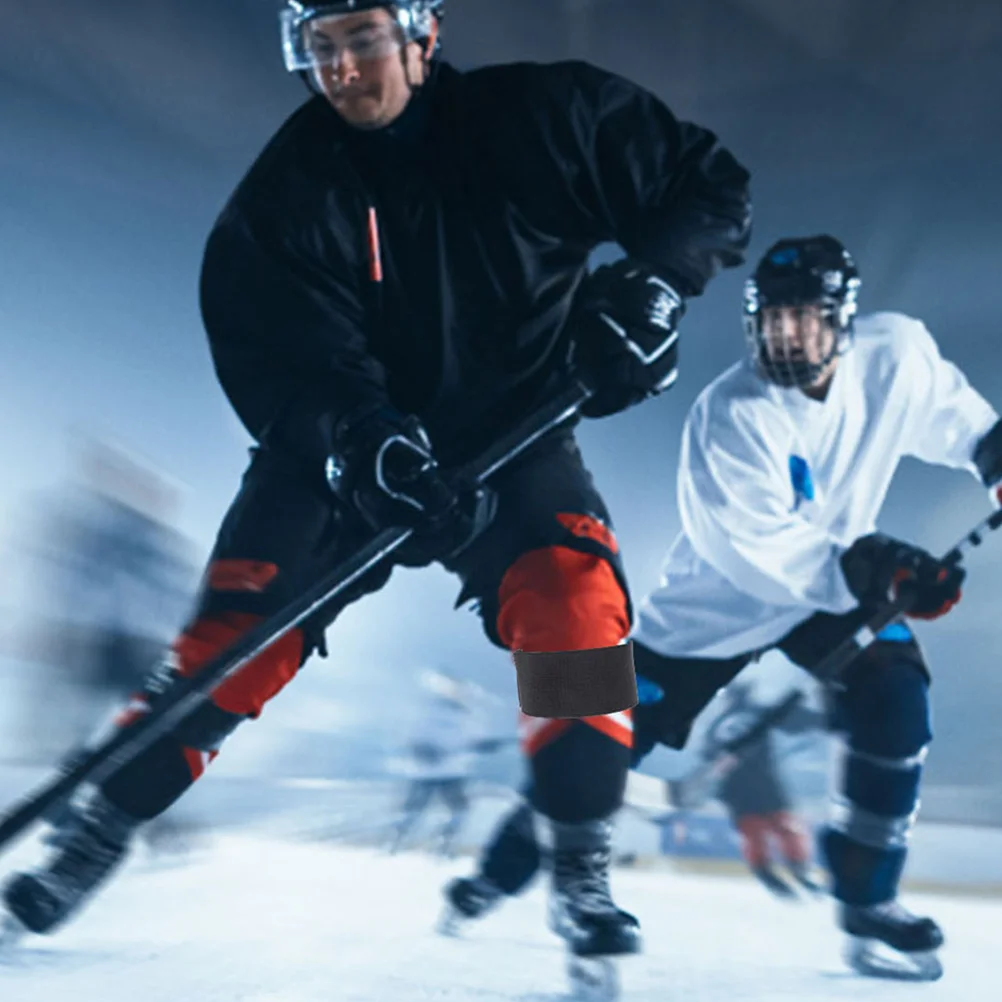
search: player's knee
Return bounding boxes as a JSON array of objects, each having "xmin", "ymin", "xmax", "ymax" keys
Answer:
[
  {"xmin": 841, "ymin": 658, "xmax": 932, "ymax": 759},
  {"xmin": 495, "ymin": 545, "xmax": 629, "ymax": 652}
]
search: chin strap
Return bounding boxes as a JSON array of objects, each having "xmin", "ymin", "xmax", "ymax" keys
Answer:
[{"xmin": 402, "ymin": 21, "xmax": 438, "ymax": 90}]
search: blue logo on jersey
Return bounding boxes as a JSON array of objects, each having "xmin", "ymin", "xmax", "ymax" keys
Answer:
[{"xmin": 789, "ymin": 455, "xmax": 814, "ymax": 511}]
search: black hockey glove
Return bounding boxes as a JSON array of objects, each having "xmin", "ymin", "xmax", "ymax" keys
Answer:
[
  {"xmin": 325, "ymin": 404, "xmax": 496, "ymax": 566},
  {"xmin": 569, "ymin": 259, "xmax": 684, "ymax": 418},
  {"xmin": 973, "ymin": 417, "xmax": 1002, "ymax": 502},
  {"xmin": 839, "ymin": 533, "xmax": 964, "ymax": 621}
]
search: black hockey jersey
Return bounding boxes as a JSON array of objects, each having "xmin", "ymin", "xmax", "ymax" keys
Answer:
[{"xmin": 199, "ymin": 59, "xmax": 751, "ymax": 467}]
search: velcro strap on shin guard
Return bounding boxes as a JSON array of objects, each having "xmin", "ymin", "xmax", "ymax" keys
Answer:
[{"xmin": 513, "ymin": 642, "xmax": 638, "ymax": 718}]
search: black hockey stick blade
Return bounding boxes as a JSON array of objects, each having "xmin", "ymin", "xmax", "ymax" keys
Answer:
[{"xmin": 0, "ymin": 381, "xmax": 593, "ymax": 853}]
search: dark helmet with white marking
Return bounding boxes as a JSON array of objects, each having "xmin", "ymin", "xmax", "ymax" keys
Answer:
[{"xmin": 743, "ymin": 235, "xmax": 861, "ymax": 388}]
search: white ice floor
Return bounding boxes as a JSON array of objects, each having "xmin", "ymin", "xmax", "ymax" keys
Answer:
[{"xmin": 0, "ymin": 831, "xmax": 998, "ymax": 1002}]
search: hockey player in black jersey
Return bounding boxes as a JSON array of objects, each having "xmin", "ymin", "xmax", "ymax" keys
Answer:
[{"xmin": 0, "ymin": 2, "xmax": 750, "ymax": 989}]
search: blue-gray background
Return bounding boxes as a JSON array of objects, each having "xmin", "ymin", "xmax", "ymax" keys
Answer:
[{"xmin": 2, "ymin": 1, "xmax": 1001, "ymax": 817}]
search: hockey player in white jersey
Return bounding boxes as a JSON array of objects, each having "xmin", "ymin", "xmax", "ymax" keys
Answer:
[
  {"xmin": 634, "ymin": 234, "xmax": 1002, "ymax": 980},
  {"xmin": 442, "ymin": 235, "xmax": 1002, "ymax": 983}
]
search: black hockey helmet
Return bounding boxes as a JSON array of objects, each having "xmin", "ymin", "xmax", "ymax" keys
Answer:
[
  {"xmin": 743, "ymin": 235, "xmax": 861, "ymax": 388},
  {"xmin": 280, "ymin": 1, "xmax": 444, "ymax": 72}
]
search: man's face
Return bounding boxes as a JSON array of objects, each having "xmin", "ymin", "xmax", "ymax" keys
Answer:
[
  {"xmin": 760, "ymin": 303, "xmax": 838, "ymax": 387},
  {"xmin": 304, "ymin": 9, "xmax": 426, "ymax": 129}
]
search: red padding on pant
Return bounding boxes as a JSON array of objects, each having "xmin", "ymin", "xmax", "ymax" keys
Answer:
[
  {"xmin": 173, "ymin": 612, "xmax": 303, "ymax": 718},
  {"xmin": 182, "ymin": 746, "xmax": 219, "ymax": 782},
  {"xmin": 498, "ymin": 545, "xmax": 632, "ymax": 751},
  {"xmin": 737, "ymin": 815, "xmax": 773, "ymax": 868},
  {"xmin": 555, "ymin": 512, "xmax": 619, "ymax": 554},
  {"xmin": 767, "ymin": 811, "xmax": 811, "ymax": 864},
  {"xmin": 496, "ymin": 545, "xmax": 630, "ymax": 652}
]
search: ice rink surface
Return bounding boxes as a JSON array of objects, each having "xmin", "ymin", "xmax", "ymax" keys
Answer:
[{"xmin": 0, "ymin": 831, "xmax": 997, "ymax": 1002}]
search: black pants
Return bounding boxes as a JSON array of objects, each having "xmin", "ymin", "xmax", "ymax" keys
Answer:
[
  {"xmin": 631, "ymin": 607, "xmax": 928, "ymax": 758},
  {"xmin": 196, "ymin": 426, "xmax": 630, "ymax": 653},
  {"xmin": 102, "ymin": 427, "xmax": 633, "ymax": 823}
]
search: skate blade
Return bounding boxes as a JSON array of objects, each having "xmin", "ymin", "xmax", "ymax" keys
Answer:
[
  {"xmin": 758, "ymin": 876, "xmax": 799, "ymax": 900},
  {"xmin": 787, "ymin": 866, "xmax": 826, "ymax": 898},
  {"xmin": 792, "ymin": 877, "xmax": 825, "ymax": 898},
  {"xmin": 567, "ymin": 956, "xmax": 620, "ymax": 1002},
  {"xmin": 0, "ymin": 913, "xmax": 29, "ymax": 961},
  {"xmin": 435, "ymin": 905, "xmax": 466, "ymax": 938},
  {"xmin": 844, "ymin": 936, "xmax": 943, "ymax": 982}
]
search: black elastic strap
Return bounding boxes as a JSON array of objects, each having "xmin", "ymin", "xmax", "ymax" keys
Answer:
[{"xmin": 513, "ymin": 642, "xmax": 638, "ymax": 719}]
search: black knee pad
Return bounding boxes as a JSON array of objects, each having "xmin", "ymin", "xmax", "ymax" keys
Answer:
[{"xmin": 837, "ymin": 658, "xmax": 932, "ymax": 759}]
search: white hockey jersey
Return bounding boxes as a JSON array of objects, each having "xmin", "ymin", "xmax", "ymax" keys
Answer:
[{"xmin": 635, "ymin": 312, "xmax": 998, "ymax": 659}]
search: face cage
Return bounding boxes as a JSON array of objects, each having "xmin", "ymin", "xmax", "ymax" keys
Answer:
[
  {"xmin": 743, "ymin": 299, "xmax": 855, "ymax": 389},
  {"xmin": 280, "ymin": 3, "xmax": 435, "ymax": 72}
]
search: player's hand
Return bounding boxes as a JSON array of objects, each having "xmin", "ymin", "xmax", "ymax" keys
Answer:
[
  {"xmin": 973, "ymin": 418, "xmax": 1002, "ymax": 507},
  {"xmin": 840, "ymin": 533, "xmax": 964, "ymax": 620},
  {"xmin": 569, "ymin": 259, "xmax": 684, "ymax": 418},
  {"xmin": 326, "ymin": 404, "xmax": 496, "ymax": 563}
]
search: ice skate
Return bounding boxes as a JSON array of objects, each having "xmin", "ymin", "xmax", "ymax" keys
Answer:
[
  {"xmin": 437, "ymin": 875, "xmax": 503, "ymax": 936},
  {"xmin": 546, "ymin": 820, "xmax": 640, "ymax": 1001},
  {"xmin": 0, "ymin": 909, "xmax": 29, "ymax": 958},
  {"xmin": 839, "ymin": 899, "xmax": 944, "ymax": 981},
  {"xmin": 1, "ymin": 794, "xmax": 138, "ymax": 938},
  {"xmin": 787, "ymin": 860, "xmax": 825, "ymax": 897},
  {"xmin": 750, "ymin": 863, "xmax": 798, "ymax": 900}
]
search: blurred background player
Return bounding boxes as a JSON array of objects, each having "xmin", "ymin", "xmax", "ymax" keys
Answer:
[
  {"xmin": 387, "ymin": 668, "xmax": 496, "ymax": 857},
  {"xmin": 0, "ymin": 2, "xmax": 750, "ymax": 982},
  {"xmin": 683, "ymin": 680, "xmax": 826, "ymax": 899},
  {"xmin": 622, "ymin": 234, "xmax": 1002, "ymax": 980},
  {"xmin": 5, "ymin": 438, "xmax": 199, "ymax": 849},
  {"xmin": 438, "ymin": 672, "xmax": 823, "ymax": 929}
]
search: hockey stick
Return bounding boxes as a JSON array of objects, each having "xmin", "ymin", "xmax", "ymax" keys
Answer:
[
  {"xmin": 0, "ymin": 381, "xmax": 593, "ymax": 853},
  {"xmin": 809, "ymin": 503, "xmax": 1002, "ymax": 685},
  {"xmin": 669, "ymin": 504, "xmax": 1002, "ymax": 809}
]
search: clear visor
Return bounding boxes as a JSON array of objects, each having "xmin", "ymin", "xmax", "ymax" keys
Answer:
[
  {"xmin": 280, "ymin": 6, "xmax": 432, "ymax": 72},
  {"xmin": 744, "ymin": 303, "xmax": 842, "ymax": 388},
  {"xmin": 760, "ymin": 304, "xmax": 835, "ymax": 366}
]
